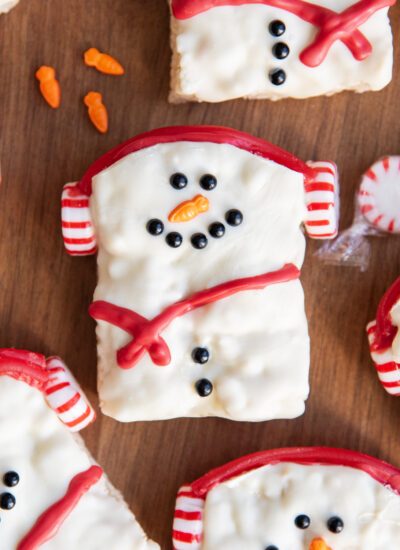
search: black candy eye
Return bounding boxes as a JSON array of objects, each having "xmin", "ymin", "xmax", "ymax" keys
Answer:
[
  {"xmin": 166, "ymin": 232, "xmax": 183, "ymax": 248},
  {"xmin": 265, "ymin": 546, "xmax": 279, "ymax": 550},
  {"xmin": 0, "ymin": 493, "xmax": 16, "ymax": 510},
  {"xmin": 170, "ymin": 173, "xmax": 188, "ymax": 190},
  {"xmin": 191, "ymin": 233, "xmax": 208, "ymax": 249},
  {"xmin": 272, "ymin": 42, "xmax": 289, "ymax": 59},
  {"xmin": 199, "ymin": 174, "xmax": 217, "ymax": 191},
  {"xmin": 269, "ymin": 69, "xmax": 286, "ymax": 86},
  {"xmin": 195, "ymin": 378, "xmax": 213, "ymax": 397},
  {"xmin": 147, "ymin": 219, "xmax": 164, "ymax": 236},
  {"xmin": 269, "ymin": 20, "xmax": 285, "ymax": 36},
  {"xmin": 327, "ymin": 516, "xmax": 344, "ymax": 533},
  {"xmin": 3, "ymin": 472, "xmax": 19, "ymax": 487},
  {"xmin": 225, "ymin": 209, "xmax": 243, "ymax": 226},
  {"xmin": 209, "ymin": 222, "xmax": 225, "ymax": 239},
  {"xmin": 295, "ymin": 514, "xmax": 310, "ymax": 529},
  {"xmin": 192, "ymin": 347, "xmax": 209, "ymax": 364}
]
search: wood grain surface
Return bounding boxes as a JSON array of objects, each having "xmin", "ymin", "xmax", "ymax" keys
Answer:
[{"xmin": 0, "ymin": 1, "xmax": 399, "ymax": 548}]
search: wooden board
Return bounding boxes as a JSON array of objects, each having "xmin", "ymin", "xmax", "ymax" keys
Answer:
[{"xmin": 0, "ymin": 1, "xmax": 399, "ymax": 547}]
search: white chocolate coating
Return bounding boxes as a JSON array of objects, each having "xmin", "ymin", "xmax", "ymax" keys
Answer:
[
  {"xmin": 90, "ymin": 141, "xmax": 310, "ymax": 422},
  {"xmin": 202, "ymin": 462, "xmax": 400, "ymax": 550},
  {"xmin": 0, "ymin": 377, "xmax": 158, "ymax": 550},
  {"xmin": 390, "ymin": 299, "xmax": 400, "ymax": 363},
  {"xmin": 0, "ymin": 0, "xmax": 19, "ymax": 14},
  {"xmin": 169, "ymin": 2, "xmax": 393, "ymax": 102}
]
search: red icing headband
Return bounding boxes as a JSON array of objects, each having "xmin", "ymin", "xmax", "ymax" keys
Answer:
[
  {"xmin": 77, "ymin": 126, "xmax": 315, "ymax": 196},
  {"xmin": 0, "ymin": 349, "xmax": 49, "ymax": 390},
  {"xmin": 370, "ymin": 276, "xmax": 400, "ymax": 352},
  {"xmin": 190, "ymin": 447, "xmax": 400, "ymax": 497},
  {"xmin": 171, "ymin": 0, "xmax": 396, "ymax": 67}
]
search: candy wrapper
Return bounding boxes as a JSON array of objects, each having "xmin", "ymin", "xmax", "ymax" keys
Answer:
[{"xmin": 316, "ymin": 156, "xmax": 400, "ymax": 271}]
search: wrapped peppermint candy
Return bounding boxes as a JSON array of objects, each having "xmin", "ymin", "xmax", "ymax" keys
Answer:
[{"xmin": 316, "ymin": 156, "xmax": 400, "ymax": 271}]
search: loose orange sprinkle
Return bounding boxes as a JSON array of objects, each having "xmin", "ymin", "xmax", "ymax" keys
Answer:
[
  {"xmin": 35, "ymin": 66, "xmax": 60, "ymax": 109},
  {"xmin": 84, "ymin": 92, "xmax": 108, "ymax": 134},
  {"xmin": 84, "ymin": 48, "xmax": 124, "ymax": 75}
]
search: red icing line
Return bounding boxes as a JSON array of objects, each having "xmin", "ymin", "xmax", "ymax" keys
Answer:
[
  {"xmin": 17, "ymin": 466, "xmax": 103, "ymax": 550},
  {"xmin": 371, "ymin": 277, "xmax": 400, "ymax": 352},
  {"xmin": 0, "ymin": 349, "xmax": 49, "ymax": 390},
  {"xmin": 89, "ymin": 263, "xmax": 300, "ymax": 369},
  {"xmin": 189, "ymin": 447, "xmax": 400, "ymax": 498},
  {"xmin": 171, "ymin": 0, "xmax": 395, "ymax": 67},
  {"xmin": 77, "ymin": 126, "xmax": 315, "ymax": 196}
]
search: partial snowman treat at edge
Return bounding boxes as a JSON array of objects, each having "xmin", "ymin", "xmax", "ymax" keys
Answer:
[
  {"xmin": 0, "ymin": 348, "xmax": 159, "ymax": 550},
  {"xmin": 0, "ymin": 0, "xmax": 19, "ymax": 14},
  {"xmin": 172, "ymin": 447, "xmax": 400, "ymax": 550},
  {"xmin": 61, "ymin": 125, "xmax": 339, "ymax": 422},
  {"xmin": 168, "ymin": 0, "xmax": 396, "ymax": 103},
  {"xmin": 367, "ymin": 276, "xmax": 400, "ymax": 396}
]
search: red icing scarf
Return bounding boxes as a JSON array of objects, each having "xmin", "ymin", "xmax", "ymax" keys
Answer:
[
  {"xmin": 171, "ymin": 0, "xmax": 396, "ymax": 67},
  {"xmin": 89, "ymin": 263, "xmax": 300, "ymax": 369},
  {"xmin": 17, "ymin": 466, "xmax": 103, "ymax": 550}
]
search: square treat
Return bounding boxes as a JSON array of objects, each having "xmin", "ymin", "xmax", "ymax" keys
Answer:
[
  {"xmin": 168, "ymin": 0, "xmax": 395, "ymax": 102},
  {"xmin": 62, "ymin": 126, "xmax": 339, "ymax": 422},
  {"xmin": 0, "ymin": 350, "xmax": 158, "ymax": 550}
]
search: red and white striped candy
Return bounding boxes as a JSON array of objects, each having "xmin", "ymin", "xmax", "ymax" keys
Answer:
[
  {"xmin": 44, "ymin": 356, "xmax": 96, "ymax": 431},
  {"xmin": 304, "ymin": 161, "xmax": 339, "ymax": 239},
  {"xmin": 61, "ymin": 182, "xmax": 97, "ymax": 256},
  {"xmin": 172, "ymin": 484, "xmax": 205, "ymax": 550},
  {"xmin": 358, "ymin": 156, "xmax": 400, "ymax": 233},
  {"xmin": 367, "ymin": 321, "xmax": 400, "ymax": 396}
]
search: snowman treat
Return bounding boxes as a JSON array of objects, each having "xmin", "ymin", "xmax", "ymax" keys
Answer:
[
  {"xmin": 61, "ymin": 125, "xmax": 339, "ymax": 422},
  {"xmin": 367, "ymin": 276, "xmax": 400, "ymax": 396},
  {"xmin": 0, "ymin": 349, "xmax": 158, "ymax": 550},
  {"xmin": 168, "ymin": 0, "xmax": 396, "ymax": 103},
  {"xmin": 0, "ymin": 0, "xmax": 19, "ymax": 14},
  {"xmin": 172, "ymin": 447, "xmax": 400, "ymax": 550}
]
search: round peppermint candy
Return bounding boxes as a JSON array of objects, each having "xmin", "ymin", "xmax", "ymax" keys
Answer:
[{"xmin": 358, "ymin": 157, "xmax": 400, "ymax": 233}]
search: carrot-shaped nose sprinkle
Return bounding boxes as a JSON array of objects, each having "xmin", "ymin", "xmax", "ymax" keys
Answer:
[
  {"xmin": 35, "ymin": 66, "xmax": 60, "ymax": 108},
  {"xmin": 84, "ymin": 48, "xmax": 124, "ymax": 75},
  {"xmin": 309, "ymin": 538, "xmax": 332, "ymax": 550},
  {"xmin": 168, "ymin": 195, "xmax": 209, "ymax": 223},
  {"xmin": 84, "ymin": 92, "xmax": 108, "ymax": 134}
]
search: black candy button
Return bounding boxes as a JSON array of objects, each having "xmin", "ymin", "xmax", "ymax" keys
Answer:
[
  {"xmin": 269, "ymin": 69, "xmax": 286, "ymax": 86},
  {"xmin": 265, "ymin": 546, "xmax": 279, "ymax": 550},
  {"xmin": 327, "ymin": 516, "xmax": 344, "ymax": 533},
  {"xmin": 0, "ymin": 493, "xmax": 16, "ymax": 510},
  {"xmin": 272, "ymin": 42, "xmax": 289, "ymax": 59},
  {"xmin": 195, "ymin": 378, "xmax": 213, "ymax": 397},
  {"xmin": 191, "ymin": 233, "xmax": 208, "ymax": 249},
  {"xmin": 295, "ymin": 514, "xmax": 310, "ymax": 529},
  {"xmin": 192, "ymin": 347, "xmax": 210, "ymax": 364},
  {"xmin": 209, "ymin": 222, "xmax": 225, "ymax": 238},
  {"xmin": 166, "ymin": 232, "xmax": 183, "ymax": 248},
  {"xmin": 225, "ymin": 209, "xmax": 243, "ymax": 226},
  {"xmin": 199, "ymin": 174, "xmax": 217, "ymax": 191},
  {"xmin": 170, "ymin": 173, "xmax": 188, "ymax": 190},
  {"xmin": 269, "ymin": 20, "xmax": 285, "ymax": 36},
  {"xmin": 3, "ymin": 472, "xmax": 19, "ymax": 488},
  {"xmin": 147, "ymin": 219, "xmax": 164, "ymax": 236}
]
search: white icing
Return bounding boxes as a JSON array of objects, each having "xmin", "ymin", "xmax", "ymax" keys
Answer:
[
  {"xmin": 0, "ymin": 377, "xmax": 158, "ymax": 550},
  {"xmin": 90, "ymin": 141, "xmax": 310, "ymax": 421},
  {"xmin": 169, "ymin": 2, "xmax": 393, "ymax": 102},
  {"xmin": 0, "ymin": 0, "xmax": 19, "ymax": 14},
  {"xmin": 202, "ymin": 462, "xmax": 400, "ymax": 550}
]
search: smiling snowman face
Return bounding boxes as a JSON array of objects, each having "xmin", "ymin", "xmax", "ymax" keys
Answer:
[
  {"xmin": 62, "ymin": 127, "xmax": 338, "ymax": 423},
  {"xmin": 0, "ymin": 364, "xmax": 158, "ymax": 550},
  {"xmin": 201, "ymin": 463, "xmax": 400, "ymax": 550},
  {"xmin": 173, "ymin": 451, "xmax": 400, "ymax": 550}
]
